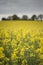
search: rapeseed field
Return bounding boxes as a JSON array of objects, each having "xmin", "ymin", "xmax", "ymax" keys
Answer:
[{"xmin": 0, "ymin": 20, "xmax": 43, "ymax": 65}]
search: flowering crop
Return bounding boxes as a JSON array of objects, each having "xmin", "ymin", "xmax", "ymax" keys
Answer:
[{"xmin": 0, "ymin": 28, "xmax": 43, "ymax": 65}]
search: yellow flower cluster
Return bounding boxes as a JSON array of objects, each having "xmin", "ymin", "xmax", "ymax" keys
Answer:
[{"xmin": 0, "ymin": 29, "xmax": 43, "ymax": 65}]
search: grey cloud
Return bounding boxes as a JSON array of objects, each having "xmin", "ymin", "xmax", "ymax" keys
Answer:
[{"xmin": 0, "ymin": 0, "xmax": 43, "ymax": 15}]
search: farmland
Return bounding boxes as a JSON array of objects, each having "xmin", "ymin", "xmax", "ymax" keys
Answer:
[
  {"xmin": 0, "ymin": 20, "xmax": 43, "ymax": 65},
  {"xmin": 0, "ymin": 20, "xmax": 43, "ymax": 31}
]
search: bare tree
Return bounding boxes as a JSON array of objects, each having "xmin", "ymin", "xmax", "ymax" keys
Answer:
[
  {"xmin": 22, "ymin": 15, "xmax": 28, "ymax": 20},
  {"xmin": 38, "ymin": 14, "xmax": 43, "ymax": 21}
]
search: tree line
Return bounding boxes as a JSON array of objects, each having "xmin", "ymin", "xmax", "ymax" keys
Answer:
[{"xmin": 2, "ymin": 14, "xmax": 43, "ymax": 21}]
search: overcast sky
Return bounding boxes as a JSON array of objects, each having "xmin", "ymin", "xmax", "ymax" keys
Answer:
[{"xmin": 0, "ymin": 0, "xmax": 43, "ymax": 19}]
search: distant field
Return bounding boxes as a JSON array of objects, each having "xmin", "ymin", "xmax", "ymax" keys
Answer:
[{"xmin": 0, "ymin": 20, "xmax": 43, "ymax": 31}]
